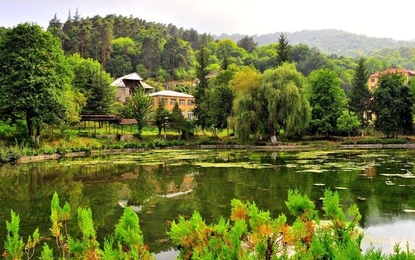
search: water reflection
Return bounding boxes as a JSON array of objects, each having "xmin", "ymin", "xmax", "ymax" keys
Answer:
[{"xmin": 0, "ymin": 149, "xmax": 415, "ymax": 256}]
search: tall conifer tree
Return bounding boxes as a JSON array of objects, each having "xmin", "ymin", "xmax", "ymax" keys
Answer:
[
  {"xmin": 276, "ymin": 33, "xmax": 291, "ymax": 66},
  {"xmin": 349, "ymin": 58, "xmax": 371, "ymax": 127}
]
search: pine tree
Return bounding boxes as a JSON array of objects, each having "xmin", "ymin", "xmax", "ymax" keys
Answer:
[
  {"xmin": 349, "ymin": 57, "xmax": 371, "ymax": 127},
  {"xmin": 276, "ymin": 33, "xmax": 291, "ymax": 66},
  {"xmin": 194, "ymin": 34, "xmax": 210, "ymax": 131}
]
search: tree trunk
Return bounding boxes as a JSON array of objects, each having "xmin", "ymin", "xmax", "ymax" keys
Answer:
[
  {"xmin": 270, "ymin": 135, "xmax": 278, "ymax": 145},
  {"xmin": 35, "ymin": 126, "xmax": 41, "ymax": 145},
  {"xmin": 26, "ymin": 116, "xmax": 35, "ymax": 142},
  {"xmin": 269, "ymin": 120, "xmax": 278, "ymax": 145}
]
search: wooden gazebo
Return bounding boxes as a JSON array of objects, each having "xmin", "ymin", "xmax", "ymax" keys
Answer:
[{"xmin": 79, "ymin": 115, "xmax": 137, "ymax": 135}]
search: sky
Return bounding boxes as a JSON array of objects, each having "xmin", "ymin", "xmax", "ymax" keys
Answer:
[{"xmin": 0, "ymin": 0, "xmax": 414, "ymax": 41}]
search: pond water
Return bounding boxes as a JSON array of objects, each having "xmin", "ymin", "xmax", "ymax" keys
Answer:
[{"xmin": 1, "ymin": 148, "xmax": 415, "ymax": 258}]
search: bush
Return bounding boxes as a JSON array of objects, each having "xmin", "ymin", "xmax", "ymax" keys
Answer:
[
  {"xmin": 356, "ymin": 138, "xmax": 407, "ymax": 144},
  {"xmin": 168, "ymin": 189, "xmax": 365, "ymax": 259}
]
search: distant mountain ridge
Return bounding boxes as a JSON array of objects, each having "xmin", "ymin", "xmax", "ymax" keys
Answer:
[{"xmin": 215, "ymin": 29, "xmax": 415, "ymax": 57}]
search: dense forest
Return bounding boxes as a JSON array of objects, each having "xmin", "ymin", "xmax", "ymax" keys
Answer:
[
  {"xmin": 36, "ymin": 12, "xmax": 415, "ymax": 86},
  {"xmin": 217, "ymin": 29, "xmax": 415, "ymax": 57}
]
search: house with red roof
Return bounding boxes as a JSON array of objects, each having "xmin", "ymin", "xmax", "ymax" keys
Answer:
[{"xmin": 368, "ymin": 68, "xmax": 415, "ymax": 91}]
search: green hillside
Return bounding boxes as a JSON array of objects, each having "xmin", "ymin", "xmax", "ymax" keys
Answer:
[{"xmin": 216, "ymin": 29, "xmax": 415, "ymax": 57}]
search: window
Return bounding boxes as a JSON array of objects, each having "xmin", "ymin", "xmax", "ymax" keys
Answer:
[
  {"xmin": 163, "ymin": 98, "xmax": 168, "ymax": 104},
  {"xmin": 179, "ymin": 99, "xmax": 185, "ymax": 105},
  {"xmin": 371, "ymin": 78, "xmax": 375, "ymax": 83},
  {"xmin": 188, "ymin": 112, "xmax": 194, "ymax": 119},
  {"xmin": 170, "ymin": 99, "xmax": 177, "ymax": 105},
  {"xmin": 187, "ymin": 100, "xmax": 194, "ymax": 106}
]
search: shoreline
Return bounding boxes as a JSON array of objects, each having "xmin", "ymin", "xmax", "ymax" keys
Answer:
[{"xmin": 15, "ymin": 143, "xmax": 415, "ymax": 164}]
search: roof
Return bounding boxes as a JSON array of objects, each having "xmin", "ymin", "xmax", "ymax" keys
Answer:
[
  {"xmin": 149, "ymin": 90, "xmax": 194, "ymax": 98},
  {"xmin": 141, "ymin": 81, "xmax": 155, "ymax": 90},
  {"xmin": 369, "ymin": 68, "xmax": 415, "ymax": 78},
  {"xmin": 110, "ymin": 72, "xmax": 144, "ymax": 87},
  {"xmin": 120, "ymin": 118, "xmax": 138, "ymax": 125}
]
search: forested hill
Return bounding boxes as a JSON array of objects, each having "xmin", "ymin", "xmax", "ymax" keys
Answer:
[{"xmin": 215, "ymin": 29, "xmax": 415, "ymax": 57}]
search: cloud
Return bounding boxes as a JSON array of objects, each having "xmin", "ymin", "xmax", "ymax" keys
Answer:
[{"xmin": 0, "ymin": 0, "xmax": 414, "ymax": 41}]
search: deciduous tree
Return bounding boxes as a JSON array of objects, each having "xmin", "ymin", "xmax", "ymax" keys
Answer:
[
  {"xmin": 308, "ymin": 68, "xmax": 347, "ymax": 136},
  {"xmin": 260, "ymin": 63, "xmax": 311, "ymax": 141},
  {"xmin": 0, "ymin": 23, "xmax": 74, "ymax": 143},
  {"xmin": 337, "ymin": 110, "xmax": 360, "ymax": 137},
  {"xmin": 67, "ymin": 53, "xmax": 115, "ymax": 114},
  {"xmin": 373, "ymin": 73, "xmax": 413, "ymax": 138}
]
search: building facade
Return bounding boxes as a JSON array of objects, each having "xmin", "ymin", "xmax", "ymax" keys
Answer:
[
  {"xmin": 149, "ymin": 90, "xmax": 195, "ymax": 119},
  {"xmin": 112, "ymin": 72, "xmax": 154, "ymax": 103}
]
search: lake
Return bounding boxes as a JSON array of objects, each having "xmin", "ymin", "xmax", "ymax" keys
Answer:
[{"xmin": 1, "ymin": 148, "xmax": 415, "ymax": 258}]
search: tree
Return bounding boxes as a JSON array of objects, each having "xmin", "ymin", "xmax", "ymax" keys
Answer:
[
  {"xmin": 237, "ymin": 36, "xmax": 257, "ymax": 53},
  {"xmin": 0, "ymin": 23, "xmax": 74, "ymax": 143},
  {"xmin": 106, "ymin": 37, "xmax": 137, "ymax": 77},
  {"xmin": 373, "ymin": 73, "xmax": 413, "ymax": 138},
  {"xmin": 152, "ymin": 98, "xmax": 169, "ymax": 138},
  {"xmin": 78, "ymin": 18, "xmax": 93, "ymax": 57},
  {"xmin": 233, "ymin": 94, "xmax": 259, "ymax": 142},
  {"xmin": 182, "ymin": 28, "xmax": 201, "ymax": 50},
  {"xmin": 194, "ymin": 34, "xmax": 210, "ymax": 131},
  {"xmin": 229, "ymin": 66, "xmax": 262, "ymax": 140},
  {"xmin": 349, "ymin": 58, "xmax": 371, "ymax": 127},
  {"xmin": 67, "ymin": 53, "xmax": 115, "ymax": 114},
  {"xmin": 232, "ymin": 63, "xmax": 310, "ymax": 142},
  {"xmin": 308, "ymin": 69, "xmax": 347, "ymax": 136},
  {"xmin": 206, "ymin": 85, "xmax": 235, "ymax": 135},
  {"xmin": 100, "ymin": 17, "xmax": 114, "ymax": 68},
  {"xmin": 297, "ymin": 47, "xmax": 331, "ymax": 76},
  {"xmin": 47, "ymin": 13, "xmax": 67, "ymax": 42},
  {"xmin": 337, "ymin": 110, "xmax": 360, "ymax": 138},
  {"xmin": 138, "ymin": 31, "xmax": 162, "ymax": 77},
  {"xmin": 229, "ymin": 66, "xmax": 262, "ymax": 96},
  {"xmin": 260, "ymin": 63, "xmax": 311, "ymax": 141},
  {"xmin": 123, "ymin": 89, "xmax": 153, "ymax": 138},
  {"xmin": 215, "ymin": 39, "xmax": 248, "ymax": 66},
  {"xmin": 252, "ymin": 44, "xmax": 278, "ymax": 72},
  {"xmin": 276, "ymin": 33, "xmax": 291, "ymax": 66},
  {"xmin": 170, "ymin": 102, "xmax": 185, "ymax": 139}
]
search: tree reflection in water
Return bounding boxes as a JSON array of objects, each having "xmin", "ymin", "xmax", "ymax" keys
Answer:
[{"xmin": 0, "ymin": 149, "xmax": 415, "ymax": 256}]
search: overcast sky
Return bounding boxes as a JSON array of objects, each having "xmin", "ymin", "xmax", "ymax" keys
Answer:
[{"xmin": 1, "ymin": 0, "xmax": 414, "ymax": 41}]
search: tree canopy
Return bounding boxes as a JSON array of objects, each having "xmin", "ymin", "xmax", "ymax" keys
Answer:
[
  {"xmin": 0, "ymin": 23, "xmax": 74, "ymax": 142},
  {"xmin": 349, "ymin": 58, "xmax": 371, "ymax": 127},
  {"xmin": 373, "ymin": 73, "xmax": 413, "ymax": 138},
  {"xmin": 67, "ymin": 53, "xmax": 116, "ymax": 114},
  {"xmin": 308, "ymin": 68, "xmax": 347, "ymax": 136}
]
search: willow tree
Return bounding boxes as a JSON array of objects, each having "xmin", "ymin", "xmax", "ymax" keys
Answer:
[
  {"xmin": 0, "ymin": 23, "xmax": 75, "ymax": 143},
  {"xmin": 261, "ymin": 63, "xmax": 310, "ymax": 142},
  {"xmin": 229, "ymin": 66, "xmax": 262, "ymax": 141}
]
